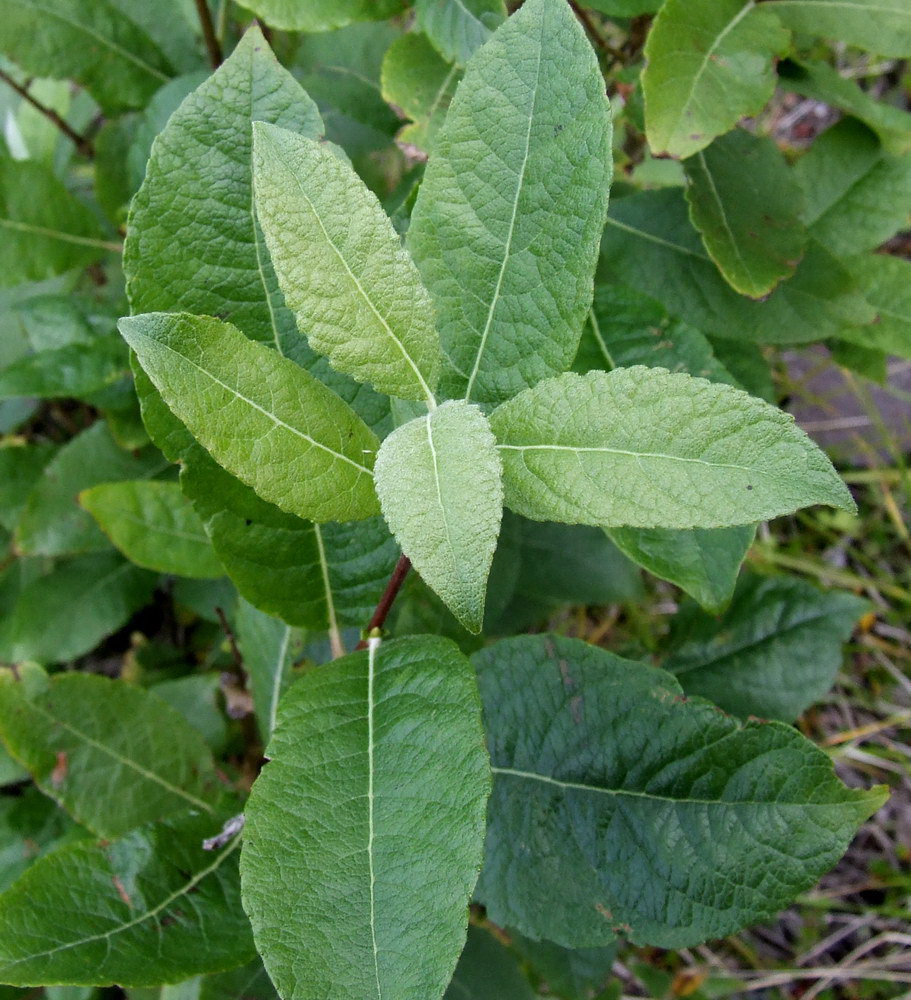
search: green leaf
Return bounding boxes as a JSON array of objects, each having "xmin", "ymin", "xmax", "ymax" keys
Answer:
[
  {"xmin": 779, "ymin": 59, "xmax": 911, "ymax": 153},
  {"xmin": 380, "ymin": 33, "xmax": 460, "ymax": 152},
  {"xmin": 0, "ymin": 553, "xmax": 156, "ymax": 664},
  {"xmin": 0, "ymin": 441, "xmax": 57, "ymax": 533},
  {"xmin": 771, "ymin": 0, "xmax": 911, "ymax": 58},
  {"xmin": 199, "ymin": 959, "xmax": 278, "ymax": 1000},
  {"xmin": 684, "ymin": 129, "xmax": 807, "ymax": 297},
  {"xmin": 124, "ymin": 27, "xmax": 323, "ymax": 349},
  {"xmin": 642, "ymin": 0, "xmax": 789, "ymax": 159},
  {"xmin": 0, "ymin": 787, "xmax": 81, "ymax": 892},
  {"xmin": 795, "ymin": 119, "xmax": 911, "ymax": 256},
  {"xmin": 490, "ymin": 368, "xmax": 854, "ymax": 530},
  {"xmin": 443, "ymin": 927, "xmax": 535, "ymax": 1000},
  {"xmin": 0, "ymin": 336, "xmax": 128, "ymax": 400},
  {"xmin": 151, "ymin": 675, "xmax": 229, "ymax": 754},
  {"xmin": 234, "ymin": 0, "xmax": 403, "ymax": 31},
  {"xmin": 837, "ymin": 253, "xmax": 911, "ymax": 360},
  {"xmin": 15, "ymin": 422, "xmax": 166, "ymax": 558},
  {"xmin": 80, "ymin": 480, "xmax": 224, "ymax": 579},
  {"xmin": 601, "ymin": 189, "xmax": 876, "ymax": 344},
  {"xmin": 510, "ymin": 933, "xmax": 617, "ymax": 1000},
  {"xmin": 120, "ymin": 313, "xmax": 380, "ymax": 523},
  {"xmin": 375, "ymin": 401, "xmax": 503, "ymax": 633},
  {"xmin": 583, "ymin": 0, "xmax": 661, "ymax": 13},
  {"xmin": 241, "ymin": 636, "xmax": 490, "ymax": 1000},
  {"xmin": 0, "ymin": 157, "xmax": 114, "ymax": 286},
  {"xmin": 664, "ymin": 573, "xmax": 868, "ymax": 721},
  {"xmin": 0, "ymin": 812, "xmax": 253, "ymax": 986},
  {"xmin": 408, "ymin": 0, "xmax": 612, "ymax": 405},
  {"xmin": 234, "ymin": 599, "xmax": 301, "ymax": 742},
  {"xmin": 474, "ymin": 634, "xmax": 886, "ymax": 948},
  {"xmin": 608, "ymin": 523, "xmax": 756, "ymax": 613},
  {"xmin": 0, "ymin": 0, "xmax": 175, "ymax": 113},
  {"xmin": 0, "ymin": 665, "xmax": 220, "ymax": 837},
  {"xmin": 574, "ymin": 284, "xmax": 740, "ymax": 387},
  {"xmin": 252, "ymin": 122, "xmax": 441, "ymax": 403},
  {"xmin": 414, "ymin": 0, "xmax": 506, "ymax": 65}
]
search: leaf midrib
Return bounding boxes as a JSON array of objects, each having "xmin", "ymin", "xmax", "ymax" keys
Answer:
[
  {"xmin": 498, "ymin": 443, "xmax": 752, "ymax": 475},
  {"xmin": 0, "ymin": 219, "xmax": 121, "ymax": 253}
]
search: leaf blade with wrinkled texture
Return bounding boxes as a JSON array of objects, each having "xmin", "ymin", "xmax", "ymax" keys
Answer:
[
  {"xmin": 120, "ymin": 313, "xmax": 380, "ymax": 523},
  {"xmin": 771, "ymin": 0, "xmax": 911, "ymax": 58},
  {"xmin": 375, "ymin": 401, "xmax": 503, "ymax": 633},
  {"xmin": 475, "ymin": 634, "xmax": 886, "ymax": 948},
  {"xmin": 408, "ymin": 0, "xmax": 612, "ymax": 404},
  {"xmin": 241, "ymin": 636, "xmax": 490, "ymax": 1000},
  {"xmin": 414, "ymin": 0, "xmax": 506, "ymax": 65},
  {"xmin": 490, "ymin": 368, "xmax": 854, "ymax": 530}
]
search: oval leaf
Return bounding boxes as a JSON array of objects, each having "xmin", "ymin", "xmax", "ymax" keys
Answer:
[
  {"xmin": 375, "ymin": 401, "xmax": 503, "ymax": 633},
  {"xmin": 241, "ymin": 636, "xmax": 490, "ymax": 1000},
  {"xmin": 474, "ymin": 634, "xmax": 887, "ymax": 948},
  {"xmin": 119, "ymin": 313, "xmax": 380, "ymax": 523},
  {"xmin": 489, "ymin": 368, "xmax": 855, "ymax": 529}
]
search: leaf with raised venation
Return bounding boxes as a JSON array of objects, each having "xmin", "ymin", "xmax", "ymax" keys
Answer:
[
  {"xmin": 664, "ymin": 573, "xmax": 868, "ymax": 721},
  {"xmin": 490, "ymin": 367, "xmax": 854, "ymax": 530},
  {"xmin": 0, "ymin": 665, "xmax": 220, "ymax": 837},
  {"xmin": 771, "ymin": 0, "xmax": 911, "ymax": 58},
  {"xmin": 0, "ymin": 811, "xmax": 253, "ymax": 986},
  {"xmin": 684, "ymin": 129, "xmax": 807, "ymax": 297},
  {"xmin": 601, "ymin": 189, "xmax": 876, "ymax": 344},
  {"xmin": 643, "ymin": 0, "xmax": 789, "ymax": 159},
  {"xmin": 779, "ymin": 60, "xmax": 911, "ymax": 153},
  {"xmin": 0, "ymin": 336, "xmax": 128, "ymax": 400},
  {"xmin": 120, "ymin": 313, "xmax": 380, "ymax": 523},
  {"xmin": 124, "ymin": 27, "xmax": 322, "ymax": 350},
  {"xmin": 608, "ymin": 523, "xmax": 756, "ymax": 613},
  {"xmin": 795, "ymin": 119, "xmax": 911, "ymax": 256},
  {"xmin": 15, "ymin": 422, "xmax": 166, "ymax": 558},
  {"xmin": 837, "ymin": 254, "xmax": 911, "ymax": 361},
  {"xmin": 415, "ymin": 0, "xmax": 506, "ymax": 65},
  {"xmin": 443, "ymin": 927, "xmax": 535, "ymax": 1000},
  {"xmin": 0, "ymin": 157, "xmax": 115, "ymax": 287},
  {"xmin": 375, "ymin": 402, "xmax": 502, "ymax": 632},
  {"xmin": 574, "ymin": 284, "xmax": 740, "ymax": 387},
  {"xmin": 235, "ymin": 0, "xmax": 403, "ymax": 30},
  {"xmin": 80, "ymin": 480, "xmax": 224, "ymax": 579},
  {"xmin": 408, "ymin": 0, "xmax": 611, "ymax": 405},
  {"xmin": 475, "ymin": 634, "xmax": 886, "ymax": 948},
  {"xmin": 252, "ymin": 122, "xmax": 441, "ymax": 403},
  {"xmin": 381, "ymin": 33, "xmax": 460, "ymax": 152},
  {"xmin": 0, "ymin": 0, "xmax": 176, "ymax": 112},
  {"xmin": 241, "ymin": 636, "xmax": 490, "ymax": 1000},
  {"xmin": 235, "ymin": 599, "xmax": 301, "ymax": 742}
]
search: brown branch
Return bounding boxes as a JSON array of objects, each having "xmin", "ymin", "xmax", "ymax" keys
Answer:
[
  {"xmin": 215, "ymin": 606, "xmax": 244, "ymax": 673},
  {"xmin": 355, "ymin": 555, "xmax": 412, "ymax": 650},
  {"xmin": 195, "ymin": 0, "xmax": 223, "ymax": 68},
  {"xmin": 0, "ymin": 69, "xmax": 94, "ymax": 157}
]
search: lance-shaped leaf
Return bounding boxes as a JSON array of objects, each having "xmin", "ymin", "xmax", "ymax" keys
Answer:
[
  {"xmin": 838, "ymin": 254, "xmax": 911, "ymax": 361},
  {"xmin": 252, "ymin": 123, "xmax": 441, "ymax": 403},
  {"xmin": 414, "ymin": 0, "xmax": 506, "ymax": 65},
  {"xmin": 241, "ymin": 636, "xmax": 490, "ymax": 1000},
  {"xmin": 0, "ymin": 666, "xmax": 219, "ymax": 838},
  {"xmin": 608, "ymin": 523, "xmax": 756, "ymax": 614},
  {"xmin": 601, "ymin": 189, "xmax": 876, "ymax": 344},
  {"xmin": 0, "ymin": 336, "xmax": 128, "ymax": 400},
  {"xmin": 375, "ymin": 402, "xmax": 503, "ymax": 633},
  {"xmin": 642, "ymin": 0, "xmax": 789, "ymax": 159},
  {"xmin": 0, "ymin": 553, "xmax": 156, "ymax": 664},
  {"xmin": 381, "ymin": 33, "xmax": 460, "ymax": 152},
  {"xmin": 474, "ymin": 634, "xmax": 887, "ymax": 948},
  {"xmin": 0, "ymin": 157, "xmax": 115, "ymax": 287},
  {"xmin": 0, "ymin": 0, "xmax": 175, "ymax": 113},
  {"xmin": 0, "ymin": 812, "xmax": 253, "ymax": 986},
  {"xmin": 235, "ymin": 599, "xmax": 302, "ymax": 742},
  {"xmin": 684, "ymin": 130, "xmax": 808, "ymax": 298},
  {"xmin": 771, "ymin": 0, "xmax": 911, "ymax": 58},
  {"xmin": 120, "ymin": 313, "xmax": 380, "ymax": 523},
  {"xmin": 794, "ymin": 119, "xmax": 911, "ymax": 257},
  {"xmin": 80, "ymin": 480, "xmax": 224, "ymax": 580},
  {"xmin": 489, "ymin": 368, "xmax": 854, "ymax": 530},
  {"xmin": 664, "ymin": 574, "xmax": 868, "ymax": 721},
  {"xmin": 407, "ymin": 0, "xmax": 612, "ymax": 405},
  {"xmin": 235, "ymin": 0, "xmax": 403, "ymax": 31},
  {"xmin": 124, "ymin": 26, "xmax": 323, "ymax": 349}
]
